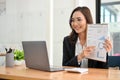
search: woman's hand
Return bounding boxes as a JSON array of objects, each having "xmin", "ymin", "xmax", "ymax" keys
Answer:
[
  {"xmin": 82, "ymin": 46, "xmax": 95, "ymax": 58},
  {"xmin": 104, "ymin": 39, "xmax": 112, "ymax": 52},
  {"xmin": 77, "ymin": 46, "xmax": 95, "ymax": 62}
]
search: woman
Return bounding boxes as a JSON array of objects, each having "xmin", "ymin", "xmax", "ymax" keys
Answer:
[{"xmin": 62, "ymin": 6, "xmax": 112, "ymax": 68}]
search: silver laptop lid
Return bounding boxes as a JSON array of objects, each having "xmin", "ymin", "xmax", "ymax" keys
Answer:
[{"xmin": 22, "ymin": 41, "xmax": 50, "ymax": 71}]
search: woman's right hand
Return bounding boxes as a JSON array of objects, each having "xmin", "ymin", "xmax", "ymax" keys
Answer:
[
  {"xmin": 81, "ymin": 46, "xmax": 95, "ymax": 58},
  {"xmin": 77, "ymin": 46, "xmax": 95, "ymax": 62}
]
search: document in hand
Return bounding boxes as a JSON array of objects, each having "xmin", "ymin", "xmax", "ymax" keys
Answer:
[
  {"xmin": 65, "ymin": 68, "xmax": 88, "ymax": 73},
  {"xmin": 86, "ymin": 24, "xmax": 108, "ymax": 62}
]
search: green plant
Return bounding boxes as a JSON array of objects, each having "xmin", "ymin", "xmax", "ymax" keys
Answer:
[{"xmin": 14, "ymin": 49, "xmax": 24, "ymax": 61}]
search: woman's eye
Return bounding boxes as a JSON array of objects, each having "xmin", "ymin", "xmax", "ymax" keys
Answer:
[{"xmin": 77, "ymin": 18, "xmax": 82, "ymax": 21}]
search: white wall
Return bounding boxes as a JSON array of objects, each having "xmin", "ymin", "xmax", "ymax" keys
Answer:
[
  {"xmin": 0, "ymin": 0, "xmax": 50, "ymax": 65},
  {"xmin": 53, "ymin": 0, "xmax": 75, "ymax": 66},
  {"xmin": 77, "ymin": 0, "xmax": 96, "ymax": 23},
  {"xmin": 0, "ymin": 0, "xmax": 50, "ymax": 49}
]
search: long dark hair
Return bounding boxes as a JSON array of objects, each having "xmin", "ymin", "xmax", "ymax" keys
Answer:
[{"xmin": 69, "ymin": 6, "xmax": 93, "ymax": 44}]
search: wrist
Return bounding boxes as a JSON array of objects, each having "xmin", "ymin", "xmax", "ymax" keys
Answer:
[
  {"xmin": 81, "ymin": 51, "xmax": 85, "ymax": 58},
  {"xmin": 77, "ymin": 51, "xmax": 85, "ymax": 62}
]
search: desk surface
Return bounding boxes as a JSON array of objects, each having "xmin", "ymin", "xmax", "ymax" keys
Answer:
[{"xmin": 0, "ymin": 65, "xmax": 120, "ymax": 80}]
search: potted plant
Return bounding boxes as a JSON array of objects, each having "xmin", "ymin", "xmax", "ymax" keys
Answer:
[{"xmin": 14, "ymin": 49, "xmax": 24, "ymax": 65}]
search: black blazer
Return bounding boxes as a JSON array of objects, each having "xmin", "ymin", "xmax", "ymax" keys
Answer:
[{"xmin": 62, "ymin": 36, "xmax": 108, "ymax": 69}]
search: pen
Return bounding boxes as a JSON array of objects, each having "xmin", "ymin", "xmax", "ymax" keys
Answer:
[{"xmin": 5, "ymin": 48, "xmax": 12, "ymax": 53}]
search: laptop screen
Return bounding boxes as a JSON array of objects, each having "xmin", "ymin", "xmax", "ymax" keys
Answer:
[{"xmin": 22, "ymin": 41, "xmax": 50, "ymax": 71}]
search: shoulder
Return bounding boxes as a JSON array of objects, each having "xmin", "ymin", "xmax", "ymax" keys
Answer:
[
  {"xmin": 63, "ymin": 36, "xmax": 71, "ymax": 43},
  {"xmin": 64, "ymin": 36, "xmax": 70, "ymax": 40},
  {"xmin": 63, "ymin": 36, "xmax": 71, "ymax": 45},
  {"xmin": 63, "ymin": 35, "xmax": 78, "ymax": 45}
]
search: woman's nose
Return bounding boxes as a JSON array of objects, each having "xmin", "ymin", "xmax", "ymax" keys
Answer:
[{"xmin": 72, "ymin": 21, "xmax": 78, "ymax": 26}]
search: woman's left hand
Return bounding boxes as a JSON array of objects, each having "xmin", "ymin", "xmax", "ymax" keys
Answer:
[{"xmin": 104, "ymin": 39, "xmax": 112, "ymax": 52}]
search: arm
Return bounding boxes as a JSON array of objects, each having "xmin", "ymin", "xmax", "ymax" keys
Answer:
[{"xmin": 62, "ymin": 37, "xmax": 80, "ymax": 67}]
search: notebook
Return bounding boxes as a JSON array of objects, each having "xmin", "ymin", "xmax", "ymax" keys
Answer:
[
  {"xmin": 65, "ymin": 68, "xmax": 88, "ymax": 73},
  {"xmin": 22, "ymin": 41, "xmax": 64, "ymax": 72}
]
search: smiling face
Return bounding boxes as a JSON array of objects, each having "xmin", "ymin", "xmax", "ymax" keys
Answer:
[{"xmin": 71, "ymin": 11, "xmax": 87, "ymax": 34}]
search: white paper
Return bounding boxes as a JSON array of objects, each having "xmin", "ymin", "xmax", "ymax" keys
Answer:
[
  {"xmin": 65, "ymin": 68, "xmax": 88, "ymax": 73},
  {"xmin": 87, "ymin": 24, "xmax": 108, "ymax": 62}
]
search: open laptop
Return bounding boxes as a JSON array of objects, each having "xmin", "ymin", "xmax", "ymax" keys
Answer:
[{"xmin": 22, "ymin": 41, "xmax": 64, "ymax": 72}]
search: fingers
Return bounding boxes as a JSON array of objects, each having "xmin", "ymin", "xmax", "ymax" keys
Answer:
[
  {"xmin": 83, "ymin": 46, "xmax": 95, "ymax": 57},
  {"xmin": 105, "ymin": 39, "xmax": 112, "ymax": 46},
  {"xmin": 104, "ymin": 39, "xmax": 112, "ymax": 52},
  {"xmin": 86, "ymin": 46, "xmax": 95, "ymax": 52}
]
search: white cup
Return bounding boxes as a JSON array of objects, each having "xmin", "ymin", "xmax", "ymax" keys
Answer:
[{"xmin": 6, "ymin": 53, "xmax": 14, "ymax": 67}]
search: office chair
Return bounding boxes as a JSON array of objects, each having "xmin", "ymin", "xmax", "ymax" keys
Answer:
[{"xmin": 108, "ymin": 56, "xmax": 120, "ymax": 68}]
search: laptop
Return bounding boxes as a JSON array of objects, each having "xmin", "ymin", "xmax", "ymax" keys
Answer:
[
  {"xmin": 22, "ymin": 41, "xmax": 64, "ymax": 72},
  {"xmin": 108, "ymin": 56, "xmax": 120, "ymax": 68}
]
